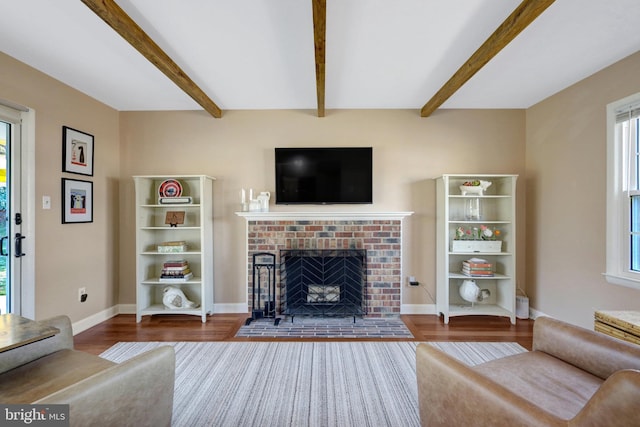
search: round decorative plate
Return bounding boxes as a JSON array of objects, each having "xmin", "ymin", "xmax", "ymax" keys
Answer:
[{"xmin": 158, "ymin": 179, "xmax": 182, "ymax": 198}]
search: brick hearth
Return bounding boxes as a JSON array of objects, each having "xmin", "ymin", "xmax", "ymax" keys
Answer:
[{"xmin": 246, "ymin": 218, "xmax": 403, "ymax": 317}]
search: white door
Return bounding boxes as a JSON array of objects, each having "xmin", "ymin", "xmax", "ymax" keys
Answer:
[{"xmin": 0, "ymin": 105, "xmax": 25, "ymax": 315}]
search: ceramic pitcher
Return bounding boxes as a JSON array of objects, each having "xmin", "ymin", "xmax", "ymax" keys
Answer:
[{"xmin": 257, "ymin": 191, "xmax": 270, "ymax": 212}]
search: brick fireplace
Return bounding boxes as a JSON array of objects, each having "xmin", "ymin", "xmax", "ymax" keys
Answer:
[{"xmin": 237, "ymin": 212, "xmax": 412, "ymax": 318}]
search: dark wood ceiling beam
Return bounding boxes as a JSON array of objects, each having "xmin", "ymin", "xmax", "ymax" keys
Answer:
[
  {"xmin": 81, "ymin": 0, "xmax": 222, "ymax": 118},
  {"xmin": 312, "ymin": 0, "xmax": 326, "ymax": 117},
  {"xmin": 420, "ymin": 0, "xmax": 555, "ymax": 117}
]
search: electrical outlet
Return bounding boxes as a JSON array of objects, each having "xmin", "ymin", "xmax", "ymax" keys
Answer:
[{"xmin": 78, "ymin": 287, "xmax": 87, "ymax": 302}]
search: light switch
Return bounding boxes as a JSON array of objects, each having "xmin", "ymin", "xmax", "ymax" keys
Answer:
[{"xmin": 42, "ymin": 196, "xmax": 51, "ymax": 210}]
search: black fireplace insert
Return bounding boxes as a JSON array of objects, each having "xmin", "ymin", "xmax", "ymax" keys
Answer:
[{"xmin": 279, "ymin": 249, "xmax": 367, "ymax": 321}]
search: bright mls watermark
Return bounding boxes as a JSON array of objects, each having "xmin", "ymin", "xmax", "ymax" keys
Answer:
[{"xmin": 1, "ymin": 405, "xmax": 69, "ymax": 426}]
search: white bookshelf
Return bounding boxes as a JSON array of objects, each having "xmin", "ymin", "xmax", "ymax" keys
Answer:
[
  {"xmin": 435, "ymin": 174, "xmax": 517, "ymax": 324},
  {"xmin": 134, "ymin": 175, "xmax": 215, "ymax": 322}
]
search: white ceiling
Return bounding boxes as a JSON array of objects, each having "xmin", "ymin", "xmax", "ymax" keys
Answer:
[{"xmin": 1, "ymin": 0, "xmax": 639, "ymax": 113}]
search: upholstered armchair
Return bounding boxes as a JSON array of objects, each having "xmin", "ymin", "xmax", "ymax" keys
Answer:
[
  {"xmin": 416, "ymin": 316, "xmax": 640, "ymax": 426},
  {"xmin": 0, "ymin": 315, "xmax": 175, "ymax": 427}
]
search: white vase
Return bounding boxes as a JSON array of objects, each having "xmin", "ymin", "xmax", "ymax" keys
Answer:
[{"xmin": 465, "ymin": 198, "xmax": 481, "ymax": 220}]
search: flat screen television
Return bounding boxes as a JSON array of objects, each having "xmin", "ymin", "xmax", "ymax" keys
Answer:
[{"xmin": 275, "ymin": 147, "xmax": 373, "ymax": 204}]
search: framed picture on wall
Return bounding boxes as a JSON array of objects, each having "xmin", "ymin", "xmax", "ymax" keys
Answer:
[
  {"xmin": 62, "ymin": 178, "xmax": 93, "ymax": 224},
  {"xmin": 62, "ymin": 126, "xmax": 94, "ymax": 176}
]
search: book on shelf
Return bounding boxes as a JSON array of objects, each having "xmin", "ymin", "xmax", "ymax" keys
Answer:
[
  {"xmin": 162, "ymin": 260, "xmax": 189, "ymax": 268},
  {"xmin": 462, "ymin": 262, "xmax": 493, "ymax": 269},
  {"xmin": 462, "ymin": 264, "xmax": 493, "ymax": 271},
  {"xmin": 161, "ymin": 260, "xmax": 190, "ymax": 269},
  {"xmin": 462, "ymin": 268, "xmax": 494, "ymax": 277},
  {"xmin": 462, "ymin": 257, "xmax": 494, "ymax": 277},
  {"xmin": 159, "ymin": 272, "xmax": 193, "ymax": 283},
  {"xmin": 162, "ymin": 266, "xmax": 190, "ymax": 273},
  {"xmin": 162, "ymin": 260, "xmax": 190, "ymax": 274},
  {"xmin": 462, "ymin": 273, "xmax": 495, "ymax": 278},
  {"xmin": 160, "ymin": 240, "xmax": 187, "ymax": 246},
  {"xmin": 161, "ymin": 268, "xmax": 192, "ymax": 277},
  {"xmin": 462, "ymin": 270, "xmax": 494, "ymax": 276},
  {"xmin": 462, "ymin": 258, "xmax": 493, "ymax": 268}
]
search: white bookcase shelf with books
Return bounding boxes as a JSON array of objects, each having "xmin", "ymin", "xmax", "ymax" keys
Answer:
[
  {"xmin": 134, "ymin": 175, "xmax": 215, "ymax": 322},
  {"xmin": 435, "ymin": 174, "xmax": 517, "ymax": 324}
]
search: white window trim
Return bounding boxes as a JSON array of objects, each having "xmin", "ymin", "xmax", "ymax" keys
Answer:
[{"xmin": 605, "ymin": 93, "xmax": 640, "ymax": 289}]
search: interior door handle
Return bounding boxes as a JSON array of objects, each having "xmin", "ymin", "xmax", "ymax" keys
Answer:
[
  {"xmin": 14, "ymin": 233, "xmax": 25, "ymax": 258},
  {"xmin": 0, "ymin": 236, "xmax": 7, "ymax": 256}
]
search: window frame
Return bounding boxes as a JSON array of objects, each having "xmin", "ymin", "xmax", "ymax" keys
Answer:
[{"xmin": 605, "ymin": 93, "xmax": 640, "ymax": 289}]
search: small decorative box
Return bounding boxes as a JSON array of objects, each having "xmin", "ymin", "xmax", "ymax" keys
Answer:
[
  {"xmin": 451, "ymin": 240, "xmax": 502, "ymax": 253},
  {"xmin": 157, "ymin": 241, "xmax": 188, "ymax": 253}
]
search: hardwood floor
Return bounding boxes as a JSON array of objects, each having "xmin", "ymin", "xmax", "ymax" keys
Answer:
[
  {"xmin": 403, "ymin": 314, "xmax": 534, "ymax": 350},
  {"xmin": 73, "ymin": 314, "xmax": 534, "ymax": 355}
]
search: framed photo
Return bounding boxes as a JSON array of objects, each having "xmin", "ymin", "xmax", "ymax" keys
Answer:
[
  {"xmin": 165, "ymin": 211, "xmax": 185, "ymax": 227},
  {"xmin": 62, "ymin": 126, "xmax": 94, "ymax": 176},
  {"xmin": 62, "ymin": 178, "xmax": 93, "ymax": 224}
]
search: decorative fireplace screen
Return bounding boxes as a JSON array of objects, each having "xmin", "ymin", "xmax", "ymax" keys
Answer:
[{"xmin": 280, "ymin": 249, "xmax": 367, "ymax": 320}]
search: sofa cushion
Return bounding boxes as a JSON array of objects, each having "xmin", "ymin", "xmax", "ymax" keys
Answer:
[
  {"xmin": 473, "ymin": 350, "xmax": 603, "ymax": 420},
  {"xmin": 0, "ymin": 349, "xmax": 115, "ymax": 403}
]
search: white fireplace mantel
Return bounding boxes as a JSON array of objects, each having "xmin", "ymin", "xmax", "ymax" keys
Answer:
[{"xmin": 235, "ymin": 211, "xmax": 413, "ymax": 221}]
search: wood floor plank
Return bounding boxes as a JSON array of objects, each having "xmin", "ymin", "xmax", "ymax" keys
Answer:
[{"xmin": 73, "ymin": 314, "xmax": 534, "ymax": 355}]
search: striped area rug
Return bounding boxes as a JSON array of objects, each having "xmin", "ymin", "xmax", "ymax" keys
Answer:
[{"xmin": 100, "ymin": 341, "xmax": 526, "ymax": 427}]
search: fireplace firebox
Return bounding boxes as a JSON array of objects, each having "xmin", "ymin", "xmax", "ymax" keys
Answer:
[{"xmin": 280, "ymin": 249, "xmax": 366, "ymax": 321}]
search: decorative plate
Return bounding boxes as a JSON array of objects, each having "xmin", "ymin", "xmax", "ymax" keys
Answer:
[{"xmin": 158, "ymin": 179, "xmax": 182, "ymax": 198}]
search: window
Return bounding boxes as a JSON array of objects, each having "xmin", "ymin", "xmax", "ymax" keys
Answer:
[{"xmin": 605, "ymin": 93, "xmax": 640, "ymax": 289}]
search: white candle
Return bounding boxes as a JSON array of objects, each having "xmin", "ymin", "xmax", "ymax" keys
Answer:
[
  {"xmin": 249, "ymin": 188, "xmax": 253, "ymax": 201},
  {"xmin": 241, "ymin": 188, "xmax": 246, "ymax": 204}
]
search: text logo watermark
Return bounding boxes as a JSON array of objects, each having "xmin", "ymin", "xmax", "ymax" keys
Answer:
[{"xmin": 1, "ymin": 405, "xmax": 69, "ymax": 426}]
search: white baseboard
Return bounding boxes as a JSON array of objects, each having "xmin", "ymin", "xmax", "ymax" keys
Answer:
[
  {"xmin": 528, "ymin": 307, "xmax": 547, "ymax": 319},
  {"xmin": 401, "ymin": 303, "xmax": 436, "ymax": 314},
  {"xmin": 74, "ymin": 302, "xmax": 467, "ymax": 334},
  {"xmin": 214, "ymin": 303, "xmax": 248, "ymax": 313},
  {"xmin": 399, "ymin": 303, "xmax": 546, "ymax": 320},
  {"xmin": 72, "ymin": 303, "xmax": 250, "ymax": 335},
  {"xmin": 72, "ymin": 306, "xmax": 120, "ymax": 335}
]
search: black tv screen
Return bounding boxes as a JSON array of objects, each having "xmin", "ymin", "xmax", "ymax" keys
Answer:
[{"xmin": 275, "ymin": 147, "xmax": 373, "ymax": 204}]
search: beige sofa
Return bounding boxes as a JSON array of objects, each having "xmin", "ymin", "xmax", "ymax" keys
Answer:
[
  {"xmin": 416, "ymin": 316, "xmax": 640, "ymax": 427},
  {"xmin": 0, "ymin": 315, "xmax": 175, "ymax": 427}
]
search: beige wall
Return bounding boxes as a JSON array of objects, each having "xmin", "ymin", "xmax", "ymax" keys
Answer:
[
  {"xmin": 4, "ymin": 44, "xmax": 640, "ymax": 329},
  {"xmin": 119, "ymin": 109, "xmax": 526, "ymax": 309},
  {"xmin": 526, "ymin": 51, "xmax": 640, "ymax": 328},
  {"xmin": 9, "ymin": 42, "xmax": 640, "ymax": 329},
  {"xmin": 12, "ymin": 41, "xmax": 640, "ymax": 330},
  {"xmin": 1, "ymin": 49, "xmax": 530, "ymax": 323},
  {"xmin": 0, "ymin": 52, "xmax": 120, "ymax": 322}
]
